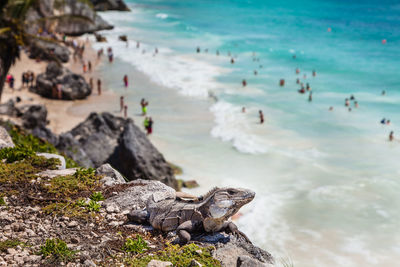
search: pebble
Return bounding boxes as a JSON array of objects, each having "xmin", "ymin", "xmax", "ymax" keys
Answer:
[{"xmin": 67, "ymin": 221, "xmax": 78, "ymax": 228}]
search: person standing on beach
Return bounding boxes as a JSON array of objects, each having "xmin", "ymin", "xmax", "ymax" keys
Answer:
[
  {"xmin": 147, "ymin": 117, "xmax": 153, "ymax": 135},
  {"xmin": 57, "ymin": 84, "xmax": 63, "ymax": 99},
  {"xmin": 9, "ymin": 75, "xmax": 15, "ymax": 91},
  {"xmin": 389, "ymin": 131, "xmax": 394, "ymax": 141},
  {"xmin": 140, "ymin": 99, "xmax": 148, "ymax": 116},
  {"xmin": 97, "ymin": 79, "xmax": 102, "ymax": 95},
  {"xmin": 144, "ymin": 117, "xmax": 149, "ymax": 131},
  {"xmin": 83, "ymin": 63, "xmax": 87, "ymax": 73},
  {"xmin": 259, "ymin": 110, "xmax": 264, "ymax": 124},
  {"xmin": 123, "ymin": 75, "xmax": 128, "ymax": 88},
  {"xmin": 124, "ymin": 105, "xmax": 128, "ymax": 118},
  {"xmin": 120, "ymin": 96, "xmax": 124, "ymax": 112},
  {"xmin": 88, "ymin": 61, "xmax": 92, "ymax": 72},
  {"xmin": 136, "ymin": 41, "xmax": 140, "ymax": 49},
  {"xmin": 107, "ymin": 47, "xmax": 113, "ymax": 63},
  {"xmin": 89, "ymin": 78, "xmax": 93, "ymax": 89}
]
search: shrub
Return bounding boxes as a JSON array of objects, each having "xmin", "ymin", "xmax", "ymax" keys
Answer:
[
  {"xmin": 0, "ymin": 197, "xmax": 5, "ymax": 206},
  {"xmin": 90, "ymin": 192, "xmax": 104, "ymax": 201},
  {"xmin": 39, "ymin": 238, "xmax": 76, "ymax": 262},
  {"xmin": 0, "ymin": 146, "xmax": 34, "ymax": 163},
  {"xmin": 122, "ymin": 235, "xmax": 148, "ymax": 254}
]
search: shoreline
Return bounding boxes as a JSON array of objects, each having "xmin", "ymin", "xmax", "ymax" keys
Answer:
[{"xmin": 4, "ymin": 39, "xmax": 119, "ymax": 135}]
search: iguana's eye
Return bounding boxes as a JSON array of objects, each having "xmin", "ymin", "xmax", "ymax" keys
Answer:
[{"xmin": 227, "ymin": 190, "xmax": 236, "ymax": 195}]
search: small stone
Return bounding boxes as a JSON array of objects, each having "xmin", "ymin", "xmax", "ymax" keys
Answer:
[
  {"xmin": 67, "ymin": 221, "xmax": 78, "ymax": 228},
  {"xmin": 26, "ymin": 255, "xmax": 42, "ymax": 262},
  {"xmin": 147, "ymin": 260, "xmax": 173, "ymax": 267},
  {"xmin": 7, "ymin": 248, "xmax": 17, "ymax": 255},
  {"xmin": 189, "ymin": 259, "xmax": 202, "ymax": 267},
  {"xmin": 195, "ymin": 249, "xmax": 202, "ymax": 255},
  {"xmin": 26, "ymin": 229, "xmax": 36, "ymax": 237},
  {"xmin": 71, "ymin": 237, "xmax": 80, "ymax": 244},
  {"xmin": 84, "ymin": 259, "xmax": 96, "ymax": 267}
]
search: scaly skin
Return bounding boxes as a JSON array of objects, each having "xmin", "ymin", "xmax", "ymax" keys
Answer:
[{"xmin": 127, "ymin": 187, "xmax": 255, "ymax": 244}]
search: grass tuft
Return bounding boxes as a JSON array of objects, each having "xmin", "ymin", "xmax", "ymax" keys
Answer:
[
  {"xmin": 39, "ymin": 238, "xmax": 76, "ymax": 263},
  {"xmin": 122, "ymin": 235, "xmax": 148, "ymax": 254},
  {"xmin": 0, "ymin": 239, "xmax": 21, "ymax": 252},
  {"xmin": 90, "ymin": 191, "xmax": 104, "ymax": 201}
]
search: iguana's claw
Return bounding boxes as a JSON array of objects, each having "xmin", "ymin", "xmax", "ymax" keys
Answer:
[{"xmin": 233, "ymin": 229, "xmax": 252, "ymax": 244}]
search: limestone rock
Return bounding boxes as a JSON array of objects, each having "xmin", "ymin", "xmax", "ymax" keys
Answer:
[
  {"xmin": 28, "ymin": 39, "xmax": 70, "ymax": 63},
  {"xmin": 36, "ymin": 153, "xmax": 66, "ymax": 170},
  {"xmin": 0, "ymin": 126, "xmax": 15, "ymax": 149},
  {"xmin": 24, "ymin": 0, "xmax": 113, "ymax": 36},
  {"xmin": 104, "ymin": 179, "xmax": 175, "ymax": 212},
  {"xmin": 90, "ymin": 0, "xmax": 130, "ymax": 11},
  {"xmin": 33, "ymin": 62, "xmax": 92, "ymax": 100},
  {"xmin": 0, "ymin": 100, "xmax": 20, "ymax": 116},
  {"xmin": 37, "ymin": 168, "xmax": 77, "ymax": 178},
  {"xmin": 147, "ymin": 259, "xmax": 172, "ymax": 267},
  {"xmin": 19, "ymin": 104, "xmax": 48, "ymax": 129},
  {"xmin": 237, "ymin": 255, "xmax": 269, "ymax": 267},
  {"xmin": 58, "ymin": 112, "xmax": 178, "ymax": 189},
  {"xmin": 96, "ymin": 163, "xmax": 126, "ymax": 186}
]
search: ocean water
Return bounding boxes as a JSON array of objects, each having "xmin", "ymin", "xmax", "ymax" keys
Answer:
[{"xmin": 92, "ymin": 0, "xmax": 400, "ymax": 266}]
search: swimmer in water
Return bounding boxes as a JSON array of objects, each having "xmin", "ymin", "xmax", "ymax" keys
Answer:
[
  {"xmin": 354, "ymin": 101, "xmax": 359, "ymax": 108},
  {"xmin": 389, "ymin": 131, "xmax": 394, "ymax": 141},
  {"xmin": 231, "ymin": 58, "xmax": 235, "ymax": 64},
  {"xmin": 196, "ymin": 47, "xmax": 200, "ymax": 53},
  {"xmin": 350, "ymin": 95, "xmax": 355, "ymax": 100},
  {"xmin": 308, "ymin": 92, "xmax": 312, "ymax": 102},
  {"xmin": 387, "ymin": 120, "xmax": 391, "ymax": 125},
  {"xmin": 329, "ymin": 106, "xmax": 334, "ymax": 111},
  {"xmin": 381, "ymin": 118, "xmax": 386, "ymax": 124},
  {"xmin": 296, "ymin": 68, "xmax": 300, "ymax": 74},
  {"xmin": 242, "ymin": 79, "xmax": 247, "ymax": 87},
  {"xmin": 254, "ymin": 70, "xmax": 258, "ymax": 75},
  {"xmin": 259, "ymin": 110, "xmax": 264, "ymax": 124},
  {"xmin": 345, "ymin": 98, "xmax": 350, "ymax": 107},
  {"xmin": 312, "ymin": 70, "xmax": 316, "ymax": 77},
  {"xmin": 296, "ymin": 78, "xmax": 300, "ymax": 84},
  {"xmin": 242, "ymin": 107, "xmax": 246, "ymax": 113},
  {"xmin": 382, "ymin": 90, "xmax": 386, "ymax": 95}
]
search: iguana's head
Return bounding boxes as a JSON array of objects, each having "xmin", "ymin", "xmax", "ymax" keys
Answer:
[{"xmin": 205, "ymin": 187, "xmax": 255, "ymax": 220}]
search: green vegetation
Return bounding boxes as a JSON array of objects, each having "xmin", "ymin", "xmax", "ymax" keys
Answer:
[
  {"xmin": 39, "ymin": 238, "xmax": 76, "ymax": 263},
  {"xmin": 90, "ymin": 191, "xmax": 104, "ymax": 201},
  {"xmin": 168, "ymin": 162, "xmax": 183, "ymax": 175},
  {"xmin": 126, "ymin": 243, "xmax": 220, "ymax": 267},
  {"xmin": 0, "ymin": 146, "xmax": 34, "ymax": 163},
  {"xmin": 46, "ymin": 168, "xmax": 100, "ymax": 198},
  {"xmin": 0, "ymin": 196, "xmax": 5, "ymax": 206},
  {"xmin": 7, "ymin": 125, "xmax": 79, "ymax": 168},
  {"xmin": 86, "ymin": 200, "xmax": 101, "ymax": 212},
  {"xmin": 0, "ymin": 239, "xmax": 22, "ymax": 252},
  {"xmin": 122, "ymin": 235, "xmax": 148, "ymax": 254}
]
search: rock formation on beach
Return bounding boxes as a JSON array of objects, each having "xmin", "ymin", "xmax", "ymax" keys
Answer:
[
  {"xmin": 32, "ymin": 62, "xmax": 92, "ymax": 100},
  {"xmin": 28, "ymin": 39, "xmax": 71, "ymax": 63},
  {"xmin": 58, "ymin": 112, "xmax": 178, "ymax": 189},
  {"xmin": 24, "ymin": 0, "xmax": 113, "ymax": 36},
  {"xmin": 90, "ymin": 0, "xmax": 130, "ymax": 11}
]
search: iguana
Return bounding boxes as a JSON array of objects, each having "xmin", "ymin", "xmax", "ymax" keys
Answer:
[{"xmin": 127, "ymin": 187, "xmax": 255, "ymax": 244}]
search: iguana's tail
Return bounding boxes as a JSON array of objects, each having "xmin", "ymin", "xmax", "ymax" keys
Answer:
[{"xmin": 127, "ymin": 209, "xmax": 149, "ymax": 224}]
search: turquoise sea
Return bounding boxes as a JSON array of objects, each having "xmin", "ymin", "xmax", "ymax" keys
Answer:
[{"xmin": 93, "ymin": 0, "xmax": 400, "ymax": 266}]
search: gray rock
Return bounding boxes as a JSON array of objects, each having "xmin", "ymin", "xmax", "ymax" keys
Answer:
[
  {"xmin": 0, "ymin": 100, "xmax": 20, "ymax": 116},
  {"xmin": 28, "ymin": 39, "xmax": 70, "ymax": 63},
  {"xmin": 33, "ymin": 62, "xmax": 92, "ymax": 100},
  {"xmin": 19, "ymin": 104, "xmax": 48, "ymax": 129},
  {"xmin": 237, "ymin": 255, "xmax": 269, "ymax": 267},
  {"xmin": 96, "ymin": 163, "xmax": 126, "ymax": 186},
  {"xmin": 147, "ymin": 260, "xmax": 172, "ymax": 267},
  {"xmin": 212, "ymin": 236, "xmax": 274, "ymax": 267},
  {"xmin": 37, "ymin": 168, "xmax": 77, "ymax": 178},
  {"xmin": 36, "ymin": 153, "xmax": 66, "ymax": 170},
  {"xmin": 25, "ymin": 0, "xmax": 113, "ymax": 36},
  {"xmin": 90, "ymin": 0, "xmax": 130, "ymax": 11},
  {"xmin": 0, "ymin": 126, "xmax": 15, "ymax": 149},
  {"xmin": 59, "ymin": 112, "xmax": 178, "ymax": 189},
  {"xmin": 108, "ymin": 118, "xmax": 177, "ymax": 189},
  {"xmin": 104, "ymin": 179, "xmax": 175, "ymax": 212},
  {"xmin": 56, "ymin": 132, "xmax": 93, "ymax": 167}
]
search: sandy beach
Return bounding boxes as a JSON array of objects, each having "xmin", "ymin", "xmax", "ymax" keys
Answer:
[{"xmin": 3, "ymin": 38, "xmax": 118, "ymax": 134}]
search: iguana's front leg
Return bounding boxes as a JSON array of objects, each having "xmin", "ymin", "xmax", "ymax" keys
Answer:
[
  {"xmin": 177, "ymin": 221, "xmax": 196, "ymax": 244},
  {"xmin": 222, "ymin": 221, "xmax": 252, "ymax": 243}
]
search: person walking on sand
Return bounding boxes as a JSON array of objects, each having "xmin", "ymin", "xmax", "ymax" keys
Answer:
[
  {"xmin": 389, "ymin": 131, "xmax": 394, "ymax": 141},
  {"xmin": 146, "ymin": 117, "xmax": 153, "ymax": 135},
  {"xmin": 89, "ymin": 78, "xmax": 93, "ymax": 89},
  {"xmin": 97, "ymin": 79, "xmax": 102, "ymax": 95},
  {"xmin": 83, "ymin": 63, "xmax": 87, "ymax": 73},
  {"xmin": 120, "ymin": 96, "xmax": 124, "ymax": 112},
  {"xmin": 259, "ymin": 110, "xmax": 264, "ymax": 124},
  {"xmin": 123, "ymin": 75, "xmax": 128, "ymax": 88},
  {"xmin": 107, "ymin": 47, "xmax": 113, "ymax": 63},
  {"xmin": 9, "ymin": 75, "xmax": 15, "ymax": 91},
  {"xmin": 124, "ymin": 105, "xmax": 128, "ymax": 118},
  {"xmin": 57, "ymin": 83, "xmax": 62, "ymax": 99},
  {"xmin": 88, "ymin": 61, "xmax": 92, "ymax": 72},
  {"xmin": 144, "ymin": 117, "xmax": 149, "ymax": 131}
]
